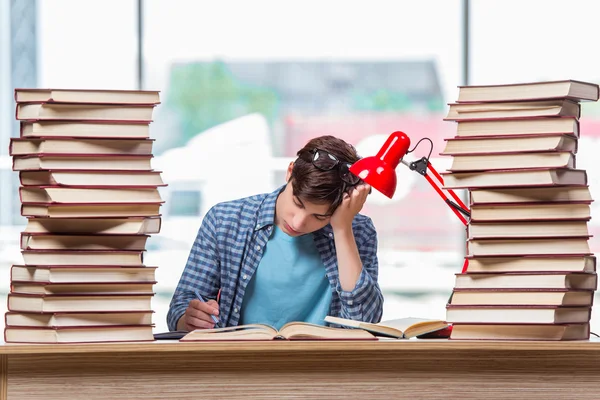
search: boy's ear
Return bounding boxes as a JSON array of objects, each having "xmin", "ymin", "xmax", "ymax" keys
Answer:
[{"xmin": 285, "ymin": 162, "xmax": 294, "ymax": 182}]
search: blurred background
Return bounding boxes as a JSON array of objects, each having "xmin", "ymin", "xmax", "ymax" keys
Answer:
[{"xmin": 1, "ymin": 0, "xmax": 600, "ymax": 334}]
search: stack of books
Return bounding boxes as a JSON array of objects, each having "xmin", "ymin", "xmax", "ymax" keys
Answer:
[
  {"xmin": 442, "ymin": 80, "xmax": 599, "ymax": 340},
  {"xmin": 4, "ymin": 89, "xmax": 164, "ymax": 343}
]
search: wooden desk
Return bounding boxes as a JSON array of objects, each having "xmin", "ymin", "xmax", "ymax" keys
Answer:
[{"xmin": 1, "ymin": 340, "xmax": 600, "ymax": 399}]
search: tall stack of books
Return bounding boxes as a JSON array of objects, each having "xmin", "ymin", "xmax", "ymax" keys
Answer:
[
  {"xmin": 4, "ymin": 89, "xmax": 164, "ymax": 343},
  {"xmin": 442, "ymin": 80, "xmax": 599, "ymax": 340}
]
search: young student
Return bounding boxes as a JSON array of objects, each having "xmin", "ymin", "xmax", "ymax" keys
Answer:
[{"xmin": 167, "ymin": 135, "xmax": 383, "ymax": 331}]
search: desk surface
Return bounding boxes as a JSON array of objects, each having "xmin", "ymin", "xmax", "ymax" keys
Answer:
[
  {"xmin": 1, "ymin": 338, "xmax": 600, "ymax": 355},
  {"xmin": 3, "ymin": 338, "xmax": 600, "ymax": 400}
]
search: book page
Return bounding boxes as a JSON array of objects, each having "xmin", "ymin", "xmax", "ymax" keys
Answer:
[
  {"xmin": 379, "ymin": 317, "xmax": 441, "ymax": 331},
  {"xmin": 180, "ymin": 324, "xmax": 277, "ymax": 341},
  {"xmin": 279, "ymin": 322, "xmax": 375, "ymax": 340},
  {"xmin": 381, "ymin": 318, "xmax": 448, "ymax": 338},
  {"xmin": 324, "ymin": 316, "xmax": 404, "ymax": 338},
  {"xmin": 325, "ymin": 316, "xmax": 448, "ymax": 338}
]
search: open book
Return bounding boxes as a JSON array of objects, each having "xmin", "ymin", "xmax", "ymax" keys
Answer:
[
  {"xmin": 325, "ymin": 316, "xmax": 448, "ymax": 339},
  {"xmin": 180, "ymin": 322, "xmax": 376, "ymax": 341}
]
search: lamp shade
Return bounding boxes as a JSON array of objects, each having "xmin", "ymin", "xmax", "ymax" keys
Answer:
[{"xmin": 349, "ymin": 131, "xmax": 411, "ymax": 199}]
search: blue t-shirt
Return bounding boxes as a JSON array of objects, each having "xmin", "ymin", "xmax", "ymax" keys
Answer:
[{"xmin": 239, "ymin": 225, "xmax": 332, "ymax": 330}]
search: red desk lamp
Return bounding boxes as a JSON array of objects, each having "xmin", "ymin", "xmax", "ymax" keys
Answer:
[{"xmin": 349, "ymin": 131, "xmax": 471, "ymax": 272}]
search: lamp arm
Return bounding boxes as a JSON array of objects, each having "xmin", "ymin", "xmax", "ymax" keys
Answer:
[
  {"xmin": 401, "ymin": 157, "xmax": 471, "ymax": 226},
  {"xmin": 401, "ymin": 157, "xmax": 471, "ymax": 273}
]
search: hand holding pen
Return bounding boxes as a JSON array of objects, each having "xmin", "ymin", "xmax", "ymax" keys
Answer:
[
  {"xmin": 194, "ymin": 290, "xmax": 219, "ymax": 325},
  {"xmin": 178, "ymin": 290, "xmax": 220, "ymax": 331}
]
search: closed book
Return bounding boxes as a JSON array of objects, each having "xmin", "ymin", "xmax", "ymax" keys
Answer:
[
  {"xmin": 469, "ymin": 202, "xmax": 591, "ymax": 222},
  {"xmin": 4, "ymin": 325, "xmax": 154, "ymax": 343},
  {"xmin": 12, "ymin": 154, "xmax": 153, "ymax": 171},
  {"xmin": 466, "ymin": 237, "xmax": 592, "ymax": 257},
  {"xmin": 469, "ymin": 186, "xmax": 592, "ymax": 205},
  {"xmin": 445, "ymin": 99, "xmax": 580, "ymax": 121},
  {"xmin": 5, "ymin": 310, "xmax": 154, "ymax": 328},
  {"xmin": 16, "ymin": 103, "xmax": 155, "ymax": 122},
  {"xmin": 7, "ymin": 293, "xmax": 154, "ymax": 312},
  {"xmin": 467, "ymin": 220, "xmax": 590, "ymax": 239},
  {"xmin": 453, "ymin": 272, "xmax": 597, "ymax": 290},
  {"xmin": 442, "ymin": 168, "xmax": 587, "ymax": 189},
  {"xmin": 11, "ymin": 265, "xmax": 157, "ymax": 283},
  {"xmin": 450, "ymin": 323, "xmax": 590, "ymax": 341},
  {"xmin": 464, "ymin": 255, "xmax": 596, "ymax": 273},
  {"xmin": 10, "ymin": 281, "xmax": 156, "ymax": 295},
  {"xmin": 455, "ymin": 80, "xmax": 600, "ymax": 103},
  {"xmin": 20, "ymin": 121, "xmax": 150, "ymax": 139},
  {"xmin": 15, "ymin": 88, "xmax": 161, "ymax": 104},
  {"xmin": 9, "ymin": 137, "xmax": 154, "ymax": 156},
  {"xmin": 20, "ymin": 170, "xmax": 166, "ymax": 187},
  {"xmin": 21, "ymin": 203, "xmax": 162, "ymax": 218},
  {"xmin": 455, "ymin": 117, "xmax": 579, "ymax": 138},
  {"xmin": 448, "ymin": 151, "xmax": 575, "ymax": 172},
  {"xmin": 446, "ymin": 305, "xmax": 591, "ymax": 324},
  {"xmin": 21, "ymin": 249, "xmax": 145, "ymax": 266},
  {"xmin": 442, "ymin": 134, "xmax": 577, "ymax": 155},
  {"xmin": 449, "ymin": 289, "xmax": 594, "ymax": 306},
  {"xmin": 19, "ymin": 186, "xmax": 163, "ymax": 204},
  {"xmin": 24, "ymin": 217, "xmax": 161, "ymax": 234},
  {"xmin": 20, "ymin": 233, "xmax": 149, "ymax": 251}
]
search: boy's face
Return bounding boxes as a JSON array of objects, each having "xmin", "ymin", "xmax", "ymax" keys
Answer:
[
  {"xmin": 275, "ymin": 182, "xmax": 332, "ymax": 236},
  {"xmin": 275, "ymin": 164, "xmax": 333, "ymax": 236}
]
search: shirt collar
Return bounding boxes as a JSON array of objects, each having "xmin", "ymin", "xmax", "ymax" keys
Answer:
[
  {"xmin": 254, "ymin": 184, "xmax": 332, "ymax": 238},
  {"xmin": 255, "ymin": 185, "xmax": 285, "ymax": 231}
]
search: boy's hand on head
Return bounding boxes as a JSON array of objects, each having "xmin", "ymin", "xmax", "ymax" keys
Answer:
[{"xmin": 330, "ymin": 184, "xmax": 371, "ymax": 231}]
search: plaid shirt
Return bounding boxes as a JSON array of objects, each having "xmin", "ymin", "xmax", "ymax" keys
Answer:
[{"xmin": 167, "ymin": 186, "xmax": 383, "ymax": 331}]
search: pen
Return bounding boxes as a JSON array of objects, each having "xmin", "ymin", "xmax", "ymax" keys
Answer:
[{"xmin": 194, "ymin": 289, "xmax": 219, "ymax": 325}]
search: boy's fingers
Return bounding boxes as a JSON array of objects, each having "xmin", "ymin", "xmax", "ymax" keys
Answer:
[
  {"xmin": 189, "ymin": 299, "xmax": 219, "ymax": 316},
  {"xmin": 186, "ymin": 306, "xmax": 211, "ymax": 322},
  {"xmin": 205, "ymin": 299, "xmax": 220, "ymax": 315},
  {"xmin": 185, "ymin": 316, "xmax": 215, "ymax": 330}
]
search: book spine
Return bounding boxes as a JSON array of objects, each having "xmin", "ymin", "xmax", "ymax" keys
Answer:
[
  {"xmin": 8, "ymin": 139, "xmax": 15, "ymax": 156},
  {"xmin": 19, "ymin": 121, "xmax": 24, "ymax": 137}
]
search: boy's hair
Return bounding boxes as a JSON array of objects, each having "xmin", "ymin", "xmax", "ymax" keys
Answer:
[{"xmin": 290, "ymin": 135, "xmax": 360, "ymax": 214}]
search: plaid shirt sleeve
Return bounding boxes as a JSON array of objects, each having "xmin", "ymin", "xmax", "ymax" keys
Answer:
[
  {"xmin": 167, "ymin": 207, "xmax": 222, "ymax": 331},
  {"xmin": 334, "ymin": 216, "xmax": 383, "ymax": 323}
]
